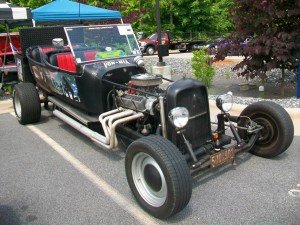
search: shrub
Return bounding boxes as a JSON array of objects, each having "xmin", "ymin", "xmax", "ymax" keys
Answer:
[{"xmin": 191, "ymin": 49, "xmax": 215, "ymax": 87}]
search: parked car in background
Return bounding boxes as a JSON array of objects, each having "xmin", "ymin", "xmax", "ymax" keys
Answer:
[
  {"xmin": 138, "ymin": 31, "xmax": 206, "ymax": 55},
  {"xmin": 217, "ymin": 36, "xmax": 254, "ymax": 55},
  {"xmin": 194, "ymin": 37, "xmax": 226, "ymax": 55},
  {"xmin": 196, "ymin": 42, "xmax": 217, "ymax": 54}
]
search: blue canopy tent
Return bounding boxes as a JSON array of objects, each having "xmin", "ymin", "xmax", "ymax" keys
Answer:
[{"xmin": 32, "ymin": 0, "xmax": 122, "ymax": 25}]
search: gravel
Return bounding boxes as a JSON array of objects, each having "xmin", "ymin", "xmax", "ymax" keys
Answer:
[
  {"xmin": 1, "ymin": 57, "xmax": 299, "ymax": 109},
  {"xmin": 144, "ymin": 57, "xmax": 300, "ymax": 109}
]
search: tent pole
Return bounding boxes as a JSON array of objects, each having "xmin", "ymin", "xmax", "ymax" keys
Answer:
[
  {"xmin": 5, "ymin": 22, "xmax": 13, "ymax": 44},
  {"xmin": 3, "ymin": 22, "xmax": 9, "ymax": 68},
  {"xmin": 1, "ymin": 22, "xmax": 10, "ymax": 85}
]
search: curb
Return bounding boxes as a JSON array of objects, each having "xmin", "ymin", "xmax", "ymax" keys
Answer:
[{"xmin": 0, "ymin": 99, "xmax": 13, "ymax": 115}]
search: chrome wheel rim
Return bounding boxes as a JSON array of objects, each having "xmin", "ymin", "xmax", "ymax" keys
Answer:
[
  {"xmin": 14, "ymin": 92, "xmax": 22, "ymax": 118},
  {"xmin": 147, "ymin": 47, "xmax": 154, "ymax": 55},
  {"xmin": 131, "ymin": 152, "xmax": 167, "ymax": 207}
]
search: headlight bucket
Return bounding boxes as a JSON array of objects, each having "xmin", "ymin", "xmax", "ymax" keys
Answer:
[
  {"xmin": 168, "ymin": 107, "xmax": 189, "ymax": 129},
  {"xmin": 216, "ymin": 92, "xmax": 233, "ymax": 112}
]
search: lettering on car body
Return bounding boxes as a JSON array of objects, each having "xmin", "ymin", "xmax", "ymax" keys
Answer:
[{"xmin": 103, "ymin": 59, "xmax": 130, "ymax": 68}]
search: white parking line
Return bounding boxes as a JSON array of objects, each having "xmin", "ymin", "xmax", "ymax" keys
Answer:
[
  {"xmin": 288, "ymin": 184, "xmax": 300, "ymax": 198},
  {"xmin": 26, "ymin": 124, "xmax": 159, "ymax": 225}
]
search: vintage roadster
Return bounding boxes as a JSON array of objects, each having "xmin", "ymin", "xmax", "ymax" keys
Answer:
[{"xmin": 13, "ymin": 24, "xmax": 294, "ymax": 219}]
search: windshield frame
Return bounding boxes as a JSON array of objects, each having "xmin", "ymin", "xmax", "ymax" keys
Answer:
[{"xmin": 64, "ymin": 24, "xmax": 142, "ymax": 64}]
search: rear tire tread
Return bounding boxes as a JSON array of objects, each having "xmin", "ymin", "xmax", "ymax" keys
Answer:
[{"xmin": 13, "ymin": 83, "xmax": 41, "ymax": 125}]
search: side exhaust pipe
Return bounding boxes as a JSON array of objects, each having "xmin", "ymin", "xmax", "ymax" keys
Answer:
[{"xmin": 53, "ymin": 108, "xmax": 143, "ymax": 150}]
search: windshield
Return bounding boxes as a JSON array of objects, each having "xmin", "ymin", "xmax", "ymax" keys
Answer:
[
  {"xmin": 147, "ymin": 33, "xmax": 157, "ymax": 40},
  {"xmin": 64, "ymin": 24, "xmax": 141, "ymax": 63}
]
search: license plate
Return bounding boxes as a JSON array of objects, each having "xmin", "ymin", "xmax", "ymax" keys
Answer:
[{"xmin": 210, "ymin": 147, "xmax": 235, "ymax": 168}]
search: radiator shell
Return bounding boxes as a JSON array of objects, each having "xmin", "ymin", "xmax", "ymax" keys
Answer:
[{"xmin": 165, "ymin": 78, "xmax": 212, "ymax": 149}]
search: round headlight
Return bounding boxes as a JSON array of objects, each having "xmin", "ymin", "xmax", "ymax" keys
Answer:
[
  {"xmin": 168, "ymin": 107, "xmax": 189, "ymax": 129},
  {"xmin": 133, "ymin": 56, "xmax": 144, "ymax": 67},
  {"xmin": 216, "ymin": 92, "xmax": 233, "ymax": 112}
]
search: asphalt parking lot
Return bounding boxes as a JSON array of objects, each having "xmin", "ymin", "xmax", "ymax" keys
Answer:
[{"xmin": 0, "ymin": 100, "xmax": 299, "ymax": 225}]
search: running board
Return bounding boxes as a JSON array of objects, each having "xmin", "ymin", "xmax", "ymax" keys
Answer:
[{"xmin": 48, "ymin": 96, "xmax": 99, "ymax": 125}]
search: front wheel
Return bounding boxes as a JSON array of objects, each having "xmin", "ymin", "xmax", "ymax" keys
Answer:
[
  {"xmin": 13, "ymin": 83, "xmax": 41, "ymax": 125},
  {"xmin": 238, "ymin": 101, "xmax": 294, "ymax": 158},
  {"xmin": 146, "ymin": 46, "xmax": 155, "ymax": 55},
  {"xmin": 125, "ymin": 136, "xmax": 192, "ymax": 219}
]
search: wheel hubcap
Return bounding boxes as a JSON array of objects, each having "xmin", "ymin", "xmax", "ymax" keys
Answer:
[
  {"xmin": 14, "ymin": 92, "xmax": 22, "ymax": 118},
  {"xmin": 144, "ymin": 164, "xmax": 162, "ymax": 192},
  {"xmin": 147, "ymin": 48, "xmax": 154, "ymax": 55},
  {"xmin": 131, "ymin": 152, "xmax": 167, "ymax": 207}
]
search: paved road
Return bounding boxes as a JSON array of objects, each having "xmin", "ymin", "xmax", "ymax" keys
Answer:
[{"xmin": 1, "ymin": 109, "xmax": 299, "ymax": 225}]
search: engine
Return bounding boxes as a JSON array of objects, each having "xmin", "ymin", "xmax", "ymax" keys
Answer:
[
  {"xmin": 129, "ymin": 73, "xmax": 163, "ymax": 94},
  {"xmin": 115, "ymin": 73, "xmax": 163, "ymax": 113}
]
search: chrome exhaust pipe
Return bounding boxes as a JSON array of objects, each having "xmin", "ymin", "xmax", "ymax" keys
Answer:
[
  {"xmin": 53, "ymin": 110, "xmax": 109, "ymax": 149},
  {"xmin": 53, "ymin": 108, "xmax": 144, "ymax": 150}
]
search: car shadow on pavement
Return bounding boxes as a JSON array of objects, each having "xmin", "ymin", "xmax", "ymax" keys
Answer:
[{"xmin": 0, "ymin": 205, "xmax": 21, "ymax": 225}]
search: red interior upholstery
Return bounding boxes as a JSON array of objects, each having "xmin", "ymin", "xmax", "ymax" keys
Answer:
[
  {"xmin": 41, "ymin": 47, "xmax": 55, "ymax": 54},
  {"xmin": 56, "ymin": 53, "xmax": 76, "ymax": 72},
  {"xmin": 84, "ymin": 51, "xmax": 99, "ymax": 61}
]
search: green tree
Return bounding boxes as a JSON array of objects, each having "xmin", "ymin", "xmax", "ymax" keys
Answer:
[
  {"xmin": 10, "ymin": 0, "xmax": 50, "ymax": 9},
  {"xmin": 210, "ymin": 0, "xmax": 234, "ymax": 34},
  {"xmin": 136, "ymin": 0, "xmax": 233, "ymax": 38},
  {"xmin": 5, "ymin": 0, "xmax": 235, "ymax": 40}
]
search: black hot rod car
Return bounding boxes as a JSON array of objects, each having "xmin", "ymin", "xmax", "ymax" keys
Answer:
[{"xmin": 13, "ymin": 24, "xmax": 294, "ymax": 219}]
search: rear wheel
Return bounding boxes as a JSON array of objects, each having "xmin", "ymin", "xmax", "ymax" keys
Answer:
[
  {"xmin": 125, "ymin": 135, "xmax": 192, "ymax": 219},
  {"xmin": 13, "ymin": 83, "xmax": 41, "ymax": 125},
  {"xmin": 179, "ymin": 49, "xmax": 187, "ymax": 53},
  {"xmin": 238, "ymin": 101, "xmax": 294, "ymax": 158}
]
